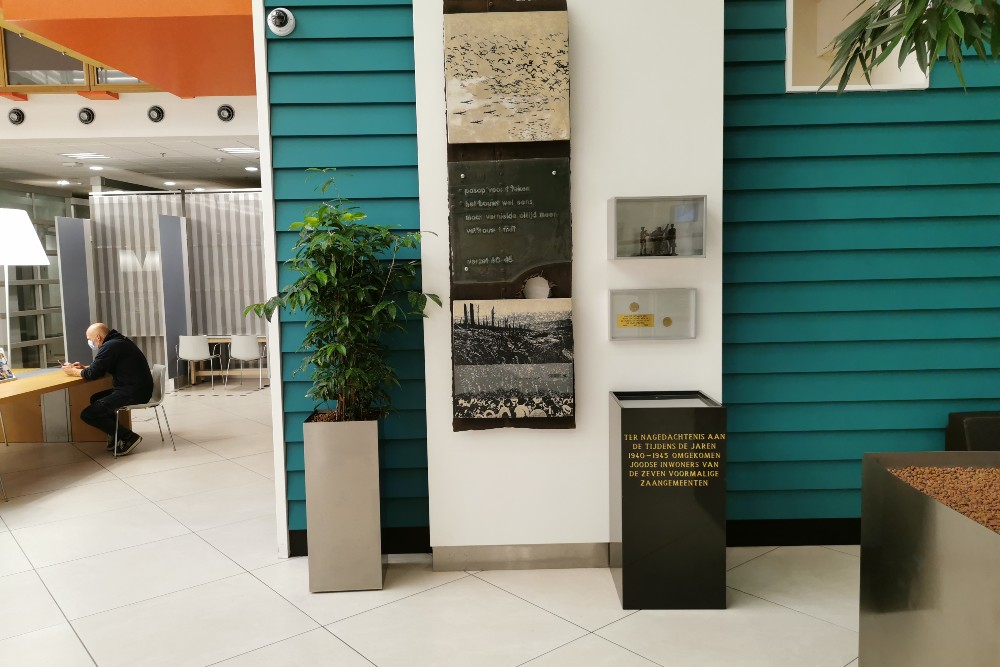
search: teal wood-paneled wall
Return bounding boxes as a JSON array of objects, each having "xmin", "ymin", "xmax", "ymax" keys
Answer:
[
  {"xmin": 724, "ymin": 0, "xmax": 1000, "ymax": 520},
  {"xmin": 265, "ymin": 0, "xmax": 428, "ymax": 531}
]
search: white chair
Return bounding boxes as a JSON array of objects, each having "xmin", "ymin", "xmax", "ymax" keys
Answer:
[
  {"xmin": 226, "ymin": 335, "xmax": 266, "ymax": 390},
  {"xmin": 113, "ymin": 364, "xmax": 176, "ymax": 458},
  {"xmin": 177, "ymin": 335, "xmax": 221, "ymax": 389}
]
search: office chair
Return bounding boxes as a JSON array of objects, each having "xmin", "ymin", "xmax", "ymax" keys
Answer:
[
  {"xmin": 226, "ymin": 335, "xmax": 266, "ymax": 390},
  {"xmin": 113, "ymin": 364, "xmax": 176, "ymax": 458},
  {"xmin": 176, "ymin": 335, "xmax": 220, "ymax": 389}
]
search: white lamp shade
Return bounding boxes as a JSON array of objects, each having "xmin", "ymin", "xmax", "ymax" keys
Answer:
[{"xmin": 0, "ymin": 208, "xmax": 49, "ymax": 266}]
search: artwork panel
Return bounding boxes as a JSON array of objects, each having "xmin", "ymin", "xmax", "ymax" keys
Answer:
[
  {"xmin": 444, "ymin": 11, "xmax": 570, "ymax": 144},
  {"xmin": 451, "ymin": 298, "xmax": 575, "ymax": 426},
  {"xmin": 449, "ymin": 158, "xmax": 571, "ymax": 293}
]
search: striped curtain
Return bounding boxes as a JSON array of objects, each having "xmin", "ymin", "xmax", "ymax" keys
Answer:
[
  {"xmin": 90, "ymin": 194, "xmax": 182, "ymax": 366},
  {"xmin": 185, "ymin": 192, "xmax": 267, "ymax": 336}
]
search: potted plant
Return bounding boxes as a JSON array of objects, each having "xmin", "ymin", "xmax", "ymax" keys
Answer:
[{"xmin": 246, "ymin": 172, "xmax": 439, "ymax": 592}]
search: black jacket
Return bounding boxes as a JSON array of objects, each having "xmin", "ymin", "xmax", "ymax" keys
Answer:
[{"xmin": 82, "ymin": 330, "xmax": 154, "ymax": 401}]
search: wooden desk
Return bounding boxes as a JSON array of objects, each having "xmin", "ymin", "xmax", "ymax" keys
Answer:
[{"xmin": 0, "ymin": 369, "xmax": 124, "ymax": 443}]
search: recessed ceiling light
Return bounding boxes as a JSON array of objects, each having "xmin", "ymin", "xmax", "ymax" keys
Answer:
[
  {"xmin": 89, "ymin": 166, "xmax": 104, "ymax": 171},
  {"xmin": 164, "ymin": 181, "xmax": 177, "ymax": 186},
  {"xmin": 56, "ymin": 179, "xmax": 70, "ymax": 186},
  {"xmin": 244, "ymin": 166, "xmax": 259, "ymax": 172},
  {"xmin": 219, "ymin": 147, "xmax": 259, "ymax": 155},
  {"xmin": 193, "ymin": 187, "xmax": 206, "ymax": 192},
  {"xmin": 60, "ymin": 152, "xmax": 110, "ymax": 160}
]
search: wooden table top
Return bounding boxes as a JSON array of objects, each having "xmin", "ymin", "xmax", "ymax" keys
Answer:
[{"xmin": 0, "ymin": 368, "xmax": 85, "ymax": 404}]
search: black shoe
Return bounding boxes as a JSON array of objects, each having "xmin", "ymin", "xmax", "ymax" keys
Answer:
[{"xmin": 113, "ymin": 435, "xmax": 142, "ymax": 457}]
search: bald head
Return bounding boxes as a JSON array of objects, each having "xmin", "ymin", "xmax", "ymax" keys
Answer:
[{"xmin": 86, "ymin": 323, "xmax": 111, "ymax": 350}]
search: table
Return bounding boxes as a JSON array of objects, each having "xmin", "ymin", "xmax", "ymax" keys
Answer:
[
  {"xmin": 0, "ymin": 369, "xmax": 124, "ymax": 444},
  {"xmin": 188, "ymin": 335, "xmax": 268, "ymax": 386}
]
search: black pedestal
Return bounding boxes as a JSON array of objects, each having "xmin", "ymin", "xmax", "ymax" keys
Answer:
[
  {"xmin": 610, "ymin": 391, "xmax": 727, "ymax": 610},
  {"xmin": 945, "ymin": 412, "xmax": 1000, "ymax": 451}
]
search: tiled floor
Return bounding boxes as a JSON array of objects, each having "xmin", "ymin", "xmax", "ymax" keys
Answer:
[{"xmin": 0, "ymin": 387, "xmax": 861, "ymax": 666}]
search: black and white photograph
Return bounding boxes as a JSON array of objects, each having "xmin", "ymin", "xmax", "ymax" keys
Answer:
[
  {"xmin": 609, "ymin": 196, "xmax": 706, "ymax": 259},
  {"xmin": 452, "ymin": 298, "xmax": 574, "ymax": 423},
  {"xmin": 609, "ymin": 288, "xmax": 696, "ymax": 341}
]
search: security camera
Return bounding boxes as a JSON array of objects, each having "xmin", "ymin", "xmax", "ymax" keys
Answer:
[{"xmin": 267, "ymin": 8, "xmax": 296, "ymax": 37}]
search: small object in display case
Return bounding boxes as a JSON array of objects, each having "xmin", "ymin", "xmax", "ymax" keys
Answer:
[
  {"xmin": 609, "ymin": 288, "xmax": 695, "ymax": 341},
  {"xmin": 608, "ymin": 195, "xmax": 706, "ymax": 259},
  {"xmin": 0, "ymin": 347, "xmax": 14, "ymax": 382}
]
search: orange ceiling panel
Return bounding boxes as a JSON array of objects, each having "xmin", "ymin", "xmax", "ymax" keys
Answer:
[{"xmin": 0, "ymin": 0, "xmax": 255, "ymax": 98}]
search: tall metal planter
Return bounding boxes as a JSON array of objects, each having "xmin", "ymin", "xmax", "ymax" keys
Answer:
[{"xmin": 303, "ymin": 419, "xmax": 383, "ymax": 592}]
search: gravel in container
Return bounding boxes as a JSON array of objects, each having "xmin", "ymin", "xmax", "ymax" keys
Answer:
[{"xmin": 890, "ymin": 466, "xmax": 1000, "ymax": 534}]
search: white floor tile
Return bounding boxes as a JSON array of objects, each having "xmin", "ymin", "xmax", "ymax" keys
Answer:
[
  {"xmin": 523, "ymin": 634, "xmax": 658, "ymax": 667},
  {"xmin": 1, "ymin": 460, "xmax": 115, "ymax": 498},
  {"xmin": 727, "ymin": 546, "xmax": 861, "ymax": 631},
  {"xmin": 13, "ymin": 503, "xmax": 190, "ymax": 568},
  {"xmin": 171, "ymin": 417, "xmax": 271, "ymax": 446},
  {"xmin": 157, "ymin": 479, "xmax": 275, "ymax": 532},
  {"xmin": 198, "ymin": 514, "xmax": 283, "ymax": 571},
  {"xmin": 38, "ymin": 533, "xmax": 243, "ymax": 619},
  {"xmin": 845, "ymin": 660, "xmax": 858, "ymax": 667},
  {"xmin": 72, "ymin": 573, "xmax": 317, "ymax": 667},
  {"xmin": 0, "ymin": 623, "xmax": 94, "ymax": 667},
  {"xmin": 0, "ymin": 479, "xmax": 146, "ymax": 530},
  {"xmin": 0, "ymin": 571, "xmax": 66, "ymax": 641},
  {"xmin": 195, "ymin": 432, "xmax": 274, "ymax": 459},
  {"xmin": 0, "ymin": 442, "xmax": 92, "ymax": 474},
  {"xmin": 232, "ymin": 452, "xmax": 275, "ymax": 479},
  {"xmin": 825, "ymin": 545, "xmax": 861, "ymax": 557},
  {"xmin": 255, "ymin": 558, "xmax": 468, "ymax": 625},
  {"xmin": 124, "ymin": 460, "xmax": 266, "ymax": 501},
  {"xmin": 597, "ymin": 589, "xmax": 858, "ymax": 667},
  {"xmin": 0, "ymin": 532, "xmax": 32, "ymax": 577},
  {"xmin": 75, "ymin": 438, "xmax": 224, "ymax": 478},
  {"xmin": 727, "ymin": 546, "xmax": 776, "ymax": 571},
  {"xmin": 215, "ymin": 628, "xmax": 371, "ymax": 667},
  {"xmin": 328, "ymin": 576, "xmax": 586, "ymax": 667},
  {"xmin": 475, "ymin": 568, "xmax": 633, "ymax": 631}
]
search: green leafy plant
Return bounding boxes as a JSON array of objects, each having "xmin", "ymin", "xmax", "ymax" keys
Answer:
[
  {"xmin": 824, "ymin": 0, "xmax": 1000, "ymax": 92},
  {"xmin": 246, "ymin": 172, "xmax": 441, "ymax": 421}
]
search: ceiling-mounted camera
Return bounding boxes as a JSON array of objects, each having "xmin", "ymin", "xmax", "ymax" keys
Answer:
[
  {"xmin": 78, "ymin": 107, "xmax": 95, "ymax": 125},
  {"xmin": 8, "ymin": 108, "xmax": 24, "ymax": 125},
  {"xmin": 147, "ymin": 105, "xmax": 165, "ymax": 123},
  {"xmin": 217, "ymin": 104, "xmax": 235, "ymax": 122},
  {"xmin": 267, "ymin": 8, "xmax": 296, "ymax": 36}
]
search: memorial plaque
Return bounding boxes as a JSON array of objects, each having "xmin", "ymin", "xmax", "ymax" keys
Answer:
[
  {"xmin": 444, "ymin": 11, "xmax": 570, "ymax": 144},
  {"xmin": 449, "ymin": 158, "xmax": 571, "ymax": 297},
  {"xmin": 610, "ymin": 391, "xmax": 727, "ymax": 609},
  {"xmin": 609, "ymin": 289, "xmax": 696, "ymax": 341}
]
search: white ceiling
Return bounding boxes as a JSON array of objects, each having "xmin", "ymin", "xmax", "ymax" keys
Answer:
[{"xmin": 0, "ymin": 135, "xmax": 261, "ymax": 191}]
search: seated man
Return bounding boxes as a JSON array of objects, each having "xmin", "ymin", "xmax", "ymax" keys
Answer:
[{"xmin": 62, "ymin": 323, "xmax": 153, "ymax": 456}]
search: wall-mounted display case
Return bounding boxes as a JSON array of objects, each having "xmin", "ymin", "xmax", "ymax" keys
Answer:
[
  {"xmin": 609, "ymin": 288, "xmax": 696, "ymax": 341},
  {"xmin": 608, "ymin": 195, "xmax": 706, "ymax": 260}
]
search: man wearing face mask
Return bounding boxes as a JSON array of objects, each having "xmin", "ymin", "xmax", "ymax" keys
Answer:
[{"xmin": 62, "ymin": 323, "xmax": 153, "ymax": 456}]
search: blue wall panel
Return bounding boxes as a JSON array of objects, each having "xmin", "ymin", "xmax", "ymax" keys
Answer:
[
  {"xmin": 265, "ymin": 0, "xmax": 426, "ymax": 531},
  {"xmin": 724, "ymin": 0, "xmax": 1000, "ymax": 520}
]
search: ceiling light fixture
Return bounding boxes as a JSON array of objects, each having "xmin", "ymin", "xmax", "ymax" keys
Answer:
[
  {"xmin": 89, "ymin": 166, "xmax": 104, "ymax": 171},
  {"xmin": 60, "ymin": 152, "xmax": 110, "ymax": 160},
  {"xmin": 218, "ymin": 147, "xmax": 259, "ymax": 155},
  {"xmin": 56, "ymin": 180, "xmax": 70, "ymax": 186},
  {"xmin": 244, "ymin": 166, "xmax": 259, "ymax": 172},
  {"xmin": 193, "ymin": 187, "xmax": 206, "ymax": 192},
  {"xmin": 164, "ymin": 181, "xmax": 177, "ymax": 186}
]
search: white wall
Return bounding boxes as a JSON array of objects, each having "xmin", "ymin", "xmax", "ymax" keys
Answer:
[{"xmin": 414, "ymin": 0, "xmax": 724, "ymax": 547}]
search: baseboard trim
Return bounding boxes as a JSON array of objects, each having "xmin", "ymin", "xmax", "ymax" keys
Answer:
[
  {"xmin": 726, "ymin": 519, "xmax": 860, "ymax": 546},
  {"xmin": 287, "ymin": 527, "xmax": 431, "ymax": 558},
  {"xmin": 432, "ymin": 543, "xmax": 609, "ymax": 571}
]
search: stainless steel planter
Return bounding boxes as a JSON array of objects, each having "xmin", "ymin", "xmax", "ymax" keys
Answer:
[
  {"xmin": 303, "ymin": 419, "xmax": 383, "ymax": 592},
  {"xmin": 860, "ymin": 452, "xmax": 1000, "ymax": 667}
]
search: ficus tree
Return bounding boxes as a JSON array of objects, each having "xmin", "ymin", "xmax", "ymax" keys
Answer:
[
  {"xmin": 246, "ymin": 172, "xmax": 441, "ymax": 421},
  {"xmin": 824, "ymin": 0, "xmax": 1000, "ymax": 92}
]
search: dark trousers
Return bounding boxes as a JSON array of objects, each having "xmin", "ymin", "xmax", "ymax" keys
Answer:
[{"xmin": 81, "ymin": 389, "xmax": 141, "ymax": 442}]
